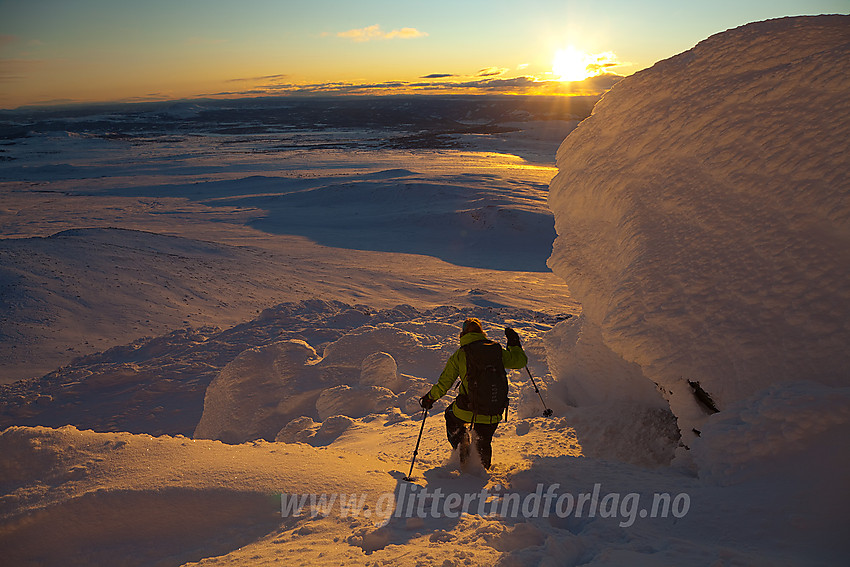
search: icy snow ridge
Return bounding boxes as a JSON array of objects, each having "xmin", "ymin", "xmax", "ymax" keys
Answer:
[{"xmin": 547, "ymin": 16, "xmax": 850, "ymax": 445}]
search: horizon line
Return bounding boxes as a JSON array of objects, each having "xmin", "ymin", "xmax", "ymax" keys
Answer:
[{"xmin": 0, "ymin": 89, "xmax": 609, "ymax": 113}]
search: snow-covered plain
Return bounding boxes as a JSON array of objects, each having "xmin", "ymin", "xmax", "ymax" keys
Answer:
[
  {"xmin": 2, "ymin": 17, "xmax": 850, "ymax": 566},
  {"xmin": 0, "ymin": 96, "xmax": 579, "ymax": 384}
]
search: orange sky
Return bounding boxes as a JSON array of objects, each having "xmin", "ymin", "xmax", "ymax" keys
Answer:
[{"xmin": 2, "ymin": 0, "xmax": 845, "ymax": 108}]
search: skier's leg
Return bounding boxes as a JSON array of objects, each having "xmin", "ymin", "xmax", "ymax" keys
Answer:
[
  {"xmin": 444, "ymin": 404, "xmax": 469, "ymax": 449},
  {"xmin": 445, "ymin": 404, "xmax": 470, "ymax": 462},
  {"xmin": 472, "ymin": 422, "xmax": 498, "ymax": 469}
]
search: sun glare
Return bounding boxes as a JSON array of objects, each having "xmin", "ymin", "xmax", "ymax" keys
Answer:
[
  {"xmin": 552, "ymin": 47, "xmax": 595, "ymax": 82},
  {"xmin": 552, "ymin": 47, "xmax": 618, "ymax": 82}
]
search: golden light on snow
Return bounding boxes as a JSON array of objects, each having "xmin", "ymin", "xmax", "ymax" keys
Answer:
[{"xmin": 552, "ymin": 47, "xmax": 619, "ymax": 82}]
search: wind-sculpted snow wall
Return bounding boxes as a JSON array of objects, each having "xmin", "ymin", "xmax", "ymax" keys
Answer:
[{"xmin": 547, "ymin": 16, "xmax": 850, "ymax": 452}]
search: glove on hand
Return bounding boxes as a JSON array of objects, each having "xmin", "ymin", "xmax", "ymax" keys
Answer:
[
  {"xmin": 505, "ymin": 327, "xmax": 521, "ymax": 347},
  {"xmin": 419, "ymin": 393, "xmax": 434, "ymax": 410}
]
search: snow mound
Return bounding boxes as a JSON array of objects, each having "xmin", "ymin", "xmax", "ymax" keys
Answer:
[
  {"xmin": 193, "ymin": 340, "xmax": 323, "ymax": 444},
  {"xmin": 316, "ymin": 384, "xmax": 396, "ymax": 420},
  {"xmin": 2, "ymin": 300, "xmax": 568, "ymax": 442},
  {"xmin": 360, "ymin": 351, "xmax": 403, "ymax": 390},
  {"xmin": 547, "ymin": 16, "xmax": 850, "ymax": 448},
  {"xmin": 315, "ymin": 351, "xmax": 406, "ymax": 419},
  {"xmin": 192, "ymin": 307, "xmax": 564, "ymax": 444},
  {"xmin": 543, "ymin": 315, "xmax": 662, "ymax": 408},
  {"xmin": 319, "ymin": 322, "xmax": 457, "ymax": 382}
]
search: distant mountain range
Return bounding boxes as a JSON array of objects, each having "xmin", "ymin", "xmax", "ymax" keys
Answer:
[{"xmin": 0, "ymin": 95, "xmax": 598, "ymax": 144}]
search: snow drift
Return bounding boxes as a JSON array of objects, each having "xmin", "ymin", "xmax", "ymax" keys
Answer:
[
  {"xmin": 0, "ymin": 425, "xmax": 397, "ymax": 566},
  {"xmin": 547, "ymin": 16, "xmax": 850, "ymax": 450},
  {"xmin": 192, "ymin": 311, "xmax": 563, "ymax": 444}
]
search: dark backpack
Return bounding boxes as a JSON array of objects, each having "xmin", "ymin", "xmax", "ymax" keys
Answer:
[{"xmin": 459, "ymin": 339, "xmax": 509, "ymax": 417}]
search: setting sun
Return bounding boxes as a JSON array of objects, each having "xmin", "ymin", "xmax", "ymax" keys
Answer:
[
  {"xmin": 553, "ymin": 47, "xmax": 619, "ymax": 82},
  {"xmin": 553, "ymin": 47, "xmax": 593, "ymax": 81}
]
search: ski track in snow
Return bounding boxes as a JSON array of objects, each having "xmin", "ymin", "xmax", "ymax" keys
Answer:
[{"xmin": 2, "ymin": 17, "xmax": 850, "ymax": 566}]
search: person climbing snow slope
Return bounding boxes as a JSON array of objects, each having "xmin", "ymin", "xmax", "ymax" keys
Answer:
[{"xmin": 420, "ymin": 318, "xmax": 527, "ymax": 469}]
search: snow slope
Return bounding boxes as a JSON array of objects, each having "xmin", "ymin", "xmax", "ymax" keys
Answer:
[
  {"xmin": 0, "ymin": 425, "xmax": 397, "ymax": 566},
  {"xmin": 547, "ymin": 15, "xmax": 850, "ymax": 447},
  {"xmin": 3, "ymin": 396, "xmax": 847, "ymax": 566},
  {"xmin": 0, "ymin": 228, "xmax": 295, "ymax": 382}
]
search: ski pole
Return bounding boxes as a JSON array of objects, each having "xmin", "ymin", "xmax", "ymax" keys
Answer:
[
  {"xmin": 525, "ymin": 367, "xmax": 553, "ymax": 417},
  {"xmin": 404, "ymin": 406, "xmax": 429, "ymax": 481}
]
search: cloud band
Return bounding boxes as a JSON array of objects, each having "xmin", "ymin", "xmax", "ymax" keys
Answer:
[{"xmin": 336, "ymin": 24, "xmax": 428, "ymax": 42}]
